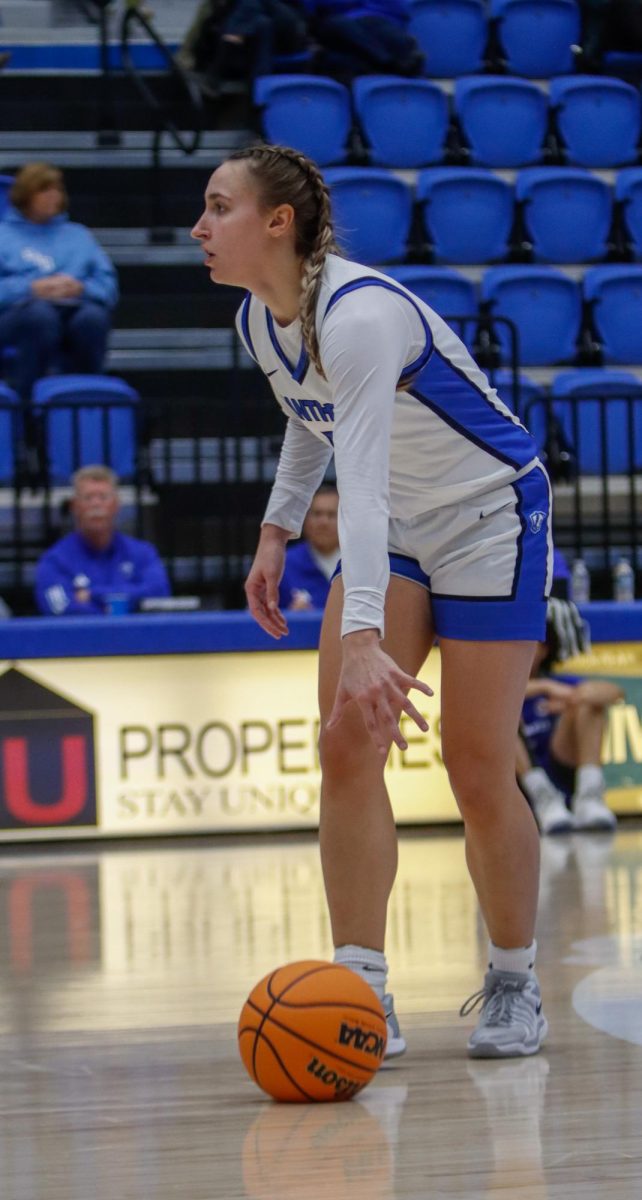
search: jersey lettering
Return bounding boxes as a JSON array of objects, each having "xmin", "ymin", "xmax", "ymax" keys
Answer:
[{"xmin": 283, "ymin": 395, "xmax": 334, "ymax": 423}]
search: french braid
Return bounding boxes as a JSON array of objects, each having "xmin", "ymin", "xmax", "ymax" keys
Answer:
[{"xmin": 229, "ymin": 144, "xmax": 338, "ymax": 376}]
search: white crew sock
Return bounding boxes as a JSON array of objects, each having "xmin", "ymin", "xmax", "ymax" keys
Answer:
[
  {"xmin": 574, "ymin": 763, "xmax": 604, "ymax": 798},
  {"xmin": 333, "ymin": 944, "xmax": 388, "ymax": 1001},
  {"xmin": 489, "ymin": 939, "xmax": 537, "ymax": 977},
  {"xmin": 519, "ymin": 767, "xmax": 559, "ymax": 803}
]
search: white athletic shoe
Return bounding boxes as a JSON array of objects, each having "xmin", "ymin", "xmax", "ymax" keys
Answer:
[
  {"xmin": 531, "ymin": 787, "xmax": 575, "ymax": 835},
  {"xmin": 461, "ymin": 969, "xmax": 548, "ymax": 1059},
  {"xmin": 572, "ymin": 791, "xmax": 617, "ymax": 832},
  {"xmin": 383, "ymin": 993, "xmax": 406, "ymax": 1059}
]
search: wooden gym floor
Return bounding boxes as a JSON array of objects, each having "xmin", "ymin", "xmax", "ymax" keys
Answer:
[{"xmin": 1, "ymin": 822, "xmax": 641, "ymax": 1199}]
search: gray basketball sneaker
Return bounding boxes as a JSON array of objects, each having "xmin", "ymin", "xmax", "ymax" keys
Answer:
[
  {"xmin": 383, "ymin": 993, "xmax": 407, "ymax": 1059},
  {"xmin": 461, "ymin": 969, "xmax": 548, "ymax": 1059}
]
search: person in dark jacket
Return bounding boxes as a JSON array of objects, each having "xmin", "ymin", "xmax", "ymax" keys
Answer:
[
  {"xmin": 308, "ymin": 0, "xmax": 425, "ymax": 78},
  {"xmin": 177, "ymin": 0, "xmax": 310, "ymax": 84},
  {"xmin": 35, "ymin": 464, "xmax": 170, "ymax": 616},
  {"xmin": 0, "ymin": 162, "xmax": 118, "ymax": 403}
]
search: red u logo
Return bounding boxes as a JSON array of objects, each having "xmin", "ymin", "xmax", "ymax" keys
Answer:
[{"xmin": 2, "ymin": 736, "xmax": 87, "ymax": 824}]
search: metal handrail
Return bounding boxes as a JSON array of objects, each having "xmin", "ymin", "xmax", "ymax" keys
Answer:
[{"xmin": 120, "ymin": 1, "xmax": 203, "ymax": 158}]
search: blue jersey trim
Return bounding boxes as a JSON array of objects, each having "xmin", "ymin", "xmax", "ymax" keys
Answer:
[
  {"xmin": 240, "ymin": 294, "xmax": 258, "ymax": 364},
  {"xmin": 322, "ymin": 276, "xmax": 434, "ymax": 385},
  {"xmin": 265, "ymin": 310, "xmax": 309, "ymax": 384},
  {"xmin": 332, "ymin": 551, "xmax": 430, "ymax": 589}
]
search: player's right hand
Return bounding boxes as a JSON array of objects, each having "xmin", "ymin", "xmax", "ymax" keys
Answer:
[{"xmin": 244, "ymin": 528, "xmax": 289, "ymax": 639}]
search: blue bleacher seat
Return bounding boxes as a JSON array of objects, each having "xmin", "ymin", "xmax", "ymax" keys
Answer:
[
  {"xmin": 516, "ymin": 167, "xmax": 612, "ymax": 263},
  {"xmin": 0, "ymin": 383, "xmax": 20, "ymax": 484},
  {"xmin": 417, "ymin": 168, "xmax": 514, "ymax": 263},
  {"xmin": 615, "ymin": 168, "xmax": 642, "ymax": 259},
  {"xmin": 454, "ymin": 77, "xmax": 548, "ymax": 167},
  {"xmin": 490, "ymin": 0, "xmax": 580, "ymax": 77},
  {"xmin": 253, "ymin": 75, "xmax": 352, "ymax": 166},
  {"xmin": 352, "ymin": 77, "xmax": 449, "ymax": 168},
  {"xmin": 550, "ymin": 76, "xmax": 641, "ymax": 168},
  {"xmin": 551, "ymin": 368, "xmax": 642, "ymax": 473},
  {"xmin": 323, "ymin": 168, "xmax": 413, "ymax": 263},
  {"xmin": 482, "ymin": 266, "xmax": 582, "ymax": 365},
  {"xmin": 31, "ymin": 374, "xmax": 140, "ymax": 484},
  {"xmin": 584, "ymin": 265, "xmax": 642, "ymax": 363},
  {"xmin": 0, "ymin": 175, "xmax": 13, "ymax": 221},
  {"xmin": 408, "ymin": 0, "xmax": 487, "ymax": 77},
  {"xmin": 384, "ymin": 264, "xmax": 477, "ymax": 317}
]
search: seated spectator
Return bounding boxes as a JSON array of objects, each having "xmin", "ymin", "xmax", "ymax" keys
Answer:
[
  {"xmin": 35, "ymin": 464, "xmax": 170, "ymax": 616},
  {"xmin": 0, "ymin": 162, "xmax": 118, "ymax": 403},
  {"xmin": 0, "ymin": 595, "xmax": 11, "ymax": 618},
  {"xmin": 278, "ymin": 484, "xmax": 339, "ymax": 611},
  {"xmin": 177, "ymin": 0, "xmax": 310, "ymax": 88},
  {"xmin": 309, "ymin": 0, "xmax": 425, "ymax": 79},
  {"xmin": 517, "ymin": 597, "xmax": 623, "ymax": 835}
]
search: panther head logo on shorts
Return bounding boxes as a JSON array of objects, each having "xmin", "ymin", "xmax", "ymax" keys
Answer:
[{"xmin": 528, "ymin": 511, "xmax": 546, "ymax": 534}]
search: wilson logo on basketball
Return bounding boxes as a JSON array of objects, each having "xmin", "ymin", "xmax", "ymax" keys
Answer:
[
  {"xmin": 0, "ymin": 667, "xmax": 98, "ymax": 830},
  {"xmin": 338, "ymin": 1021, "xmax": 386, "ymax": 1060},
  {"xmin": 306, "ymin": 1056, "xmax": 362, "ymax": 1099}
]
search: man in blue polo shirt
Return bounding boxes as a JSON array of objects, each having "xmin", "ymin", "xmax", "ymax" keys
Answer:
[
  {"xmin": 278, "ymin": 484, "xmax": 339, "ymax": 612},
  {"xmin": 35, "ymin": 464, "xmax": 170, "ymax": 615}
]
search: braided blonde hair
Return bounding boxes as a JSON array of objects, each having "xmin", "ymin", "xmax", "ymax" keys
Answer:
[{"xmin": 229, "ymin": 143, "xmax": 338, "ymax": 377}]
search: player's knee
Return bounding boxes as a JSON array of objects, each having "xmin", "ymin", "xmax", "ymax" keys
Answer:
[
  {"xmin": 318, "ymin": 721, "xmax": 380, "ymax": 782},
  {"xmin": 444, "ymin": 744, "xmax": 512, "ymax": 815}
]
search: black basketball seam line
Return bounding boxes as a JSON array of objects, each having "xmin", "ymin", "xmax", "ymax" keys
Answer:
[
  {"xmin": 267, "ymin": 962, "xmax": 332, "ymax": 1004},
  {"xmin": 268, "ymin": 963, "xmax": 386, "ymax": 1022},
  {"xmin": 252, "ymin": 1028, "xmax": 319, "ymax": 1102},
  {"xmin": 245, "ymin": 994, "xmax": 385, "ymax": 1028},
  {"xmin": 252, "ymin": 967, "xmax": 280, "ymax": 1082}
]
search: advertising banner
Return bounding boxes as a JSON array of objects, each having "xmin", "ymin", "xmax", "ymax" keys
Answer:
[{"xmin": 0, "ymin": 642, "xmax": 640, "ymax": 840}]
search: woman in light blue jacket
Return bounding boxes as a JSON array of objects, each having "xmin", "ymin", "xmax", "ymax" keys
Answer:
[{"xmin": 0, "ymin": 161, "xmax": 118, "ymax": 401}]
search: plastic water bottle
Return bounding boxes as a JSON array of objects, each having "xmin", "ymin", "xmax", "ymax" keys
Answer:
[
  {"xmin": 613, "ymin": 559, "xmax": 635, "ymax": 603},
  {"xmin": 570, "ymin": 558, "xmax": 590, "ymax": 604}
]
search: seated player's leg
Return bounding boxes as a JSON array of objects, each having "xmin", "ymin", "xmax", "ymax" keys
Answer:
[{"xmin": 550, "ymin": 682, "xmax": 619, "ymax": 832}]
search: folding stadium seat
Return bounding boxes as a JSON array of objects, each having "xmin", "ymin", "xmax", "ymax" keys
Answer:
[
  {"xmin": 0, "ymin": 383, "xmax": 20, "ymax": 484},
  {"xmin": 31, "ymin": 374, "xmax": 140, "ymax": 485},
  {"xmin": 615, "ymin": 169, "xmax": 642, "ymax": 260},
  {"xmin": 551, "ymin": 368, "xmax": 642, "ymax": 473},
  {"xmin": 516, "ymin": 168, "xmax": 612, "ymax": 263},
  {"xmin": 454, "ymin": 77, "xmax": 548, "ymax": 168},
  {"xmin": 550, "ymin": 77, "xmax": 641, "ymax": 168},
  {"xmin": 584, "ymin": 265, "xmax": 642, "ymax": 363},
  {"xmin": 481, "ymin": 266, "xmax": 582, "ymax": 365},
  {"xmin": 0, "ymin": 175, "xmax": 13, "ymax": 220},
  {"xmin": 253, "ymin": 75, "xmax": 352, "ymax": 166},
  {"xmin": 352, "ymin": 77, "xmax": 449, "ymax": 168},
  {"xmin": 490, "ymin": 0, "xmax": 580, "ymax": 77},
  {"xmin": 417, "ymin": 168, "xmax": 514, "ymax": 263},
  {"xmin": 323, "ymin": 168, "xmax": 413, "ymax": 263},
  {"xmin": 408, "ymin": 0, "xmax": 487, "ymax": 77},
  {"xmin": 384, "ymin": 265, "xmax": 477, "ymax": 317}
]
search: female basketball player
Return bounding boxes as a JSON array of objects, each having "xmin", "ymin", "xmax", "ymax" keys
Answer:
[{"xmin": 192, "ymin": 144, "xmax": 552, "ymax": 1059}]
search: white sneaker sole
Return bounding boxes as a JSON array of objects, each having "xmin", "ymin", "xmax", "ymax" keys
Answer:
[
  {"xmin": 467, "ymin": 1015, "xmax": 549, "ymax": 1059},
  {"xmin": 384, "ymin": 1033, "xmax": 407, "ymax": 1060}
]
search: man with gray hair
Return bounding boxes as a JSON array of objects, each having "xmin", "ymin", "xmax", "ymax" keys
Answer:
[{"xmin": 35, "ymin": 464, "xmax": 170, "ymax": 615}]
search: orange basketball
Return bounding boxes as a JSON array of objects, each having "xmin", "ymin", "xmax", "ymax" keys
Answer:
[{"xmin": 237, "ymin": 960, "xmax": 387, "ymax": 1103}]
